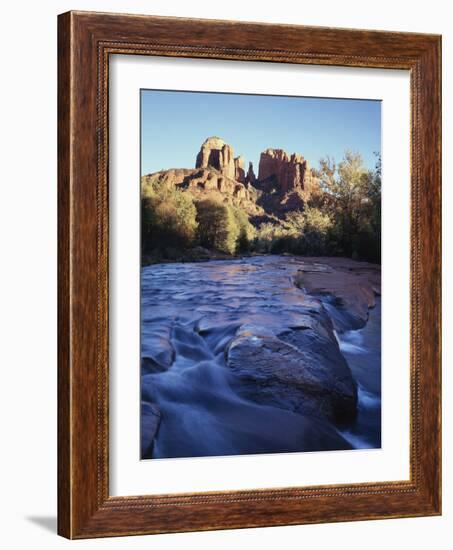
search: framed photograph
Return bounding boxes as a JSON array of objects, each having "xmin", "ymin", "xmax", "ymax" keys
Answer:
[{"xmin": 58, "ymin": 11, "xmax": 441, "ymax": 538}]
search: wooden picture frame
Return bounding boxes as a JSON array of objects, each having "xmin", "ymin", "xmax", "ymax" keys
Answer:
[{"xmin": 58, "ymin": 10, "xmax": 441, "ymax": 539}]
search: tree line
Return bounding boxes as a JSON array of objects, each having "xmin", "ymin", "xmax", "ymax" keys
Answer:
[{"xmin": 141, "ymin": 151, "xmax": 381, "ymax": 264}]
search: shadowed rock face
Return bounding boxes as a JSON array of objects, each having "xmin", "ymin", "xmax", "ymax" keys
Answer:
[
  {"xmin": 234, "ymin": 155, "xmax": 245, "ymax": 183},
  {"xmin": 246, "ymin": 161, "xmax": 256, "ymax": 186}
]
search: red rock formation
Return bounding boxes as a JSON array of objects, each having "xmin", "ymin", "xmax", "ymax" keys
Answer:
[
  {"xmin": 234, "ymin": 155, "xmax": 246, "ymax": 183},
  {"xmin": 257, "ymin": 148, "xmax": 318, "ymax": 195},
  {"xmin": 142, "ymin": 138, "xmax": 320, "ymax": 223},
  {"xmin": 195, "ymin": 136, "xmax": 235, "ymax": 179}
]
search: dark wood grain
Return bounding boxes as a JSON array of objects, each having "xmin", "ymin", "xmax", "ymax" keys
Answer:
[
  {"xmin": 57, "ymin": 11, "xmax": 71, "ymax": 538},
  {"xmin": 57, "ymin": 10, "xmax": 442, "ymax": 539}
]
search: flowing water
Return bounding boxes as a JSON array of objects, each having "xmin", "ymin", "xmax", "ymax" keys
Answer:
[
  {"xmin": 141, "ymin": 255, "xmax": 381, "ymax": 459},
  {"xmin": 336, "ymin": 300, "xmax": 381, "ymax": 448}
]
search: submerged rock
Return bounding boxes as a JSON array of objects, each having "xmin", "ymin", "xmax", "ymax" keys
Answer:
[
  {"xmin": 141, "ymin": 356, "xmax": 169, "ymax": 374},
  {"xmin": 140, "ymin": 402, "xmax": 161, "ymax": 458},
  {"xmin": 140, "ymin": 323, "xmax": 175, "ymax": 373}
]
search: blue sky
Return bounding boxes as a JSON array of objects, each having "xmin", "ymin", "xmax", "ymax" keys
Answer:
[{"xmin": 141, "ymin": 90, "xmax": 381, "ymax": 176}]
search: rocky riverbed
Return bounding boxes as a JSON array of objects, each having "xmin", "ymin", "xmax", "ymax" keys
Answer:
[{"xmin": 140, "ymin": 255, "xmax": 381, "ymax": 459}]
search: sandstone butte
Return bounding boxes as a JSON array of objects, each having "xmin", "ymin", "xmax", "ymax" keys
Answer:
[{"xmin": 141, "ymin": 136, "xmax": 321, "ymax": 223}]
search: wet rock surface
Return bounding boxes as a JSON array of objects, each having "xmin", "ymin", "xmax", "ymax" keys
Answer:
[
  {"xmin": 140, "ymin": 255, "xmax": 381, "ymax": 458},
  {"xmin": 140, "ymin": 402, "xmax": 161, "ymax": 458},
  {"xmin": 293, "ymin": 257, "xmax": 381, "ymax": 330},
  {"xmin": 226, "ymin": 327, "xmax": 357, "ymax": 422}
]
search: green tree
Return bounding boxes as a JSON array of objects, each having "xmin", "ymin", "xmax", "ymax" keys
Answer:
[
  {"xmin": 317, "ymin": 151, "xmax": 380, "ymax": 260},
  {"xmin": 141, "ymin": 185, "xmax": 198, "ymax": 255},
  {"xmin": 253, "ymin": 222, "xmax": 293, "ymax": 253},
  {"xmin": 358, "ymin": 151, "xmax": 381, "ymax": 261},
  {"xmin": 304, "ymin": 208, "xmax": 332, "ymax": 255},
  {"xmin": 195, "ymin": 199, "xmax": 240, "ymax": 254},
  {"xmin": 284, "ymin": 207, "xmax": 332, "ymax": 255},
  {"xmin": 232, "ymin": 207, "xmax": 255, "ymax": 252}
]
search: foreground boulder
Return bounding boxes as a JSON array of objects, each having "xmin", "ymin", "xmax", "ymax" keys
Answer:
[{"xmin": 225, "ymin": 319, "xmax": 357, "ymax": 423}]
